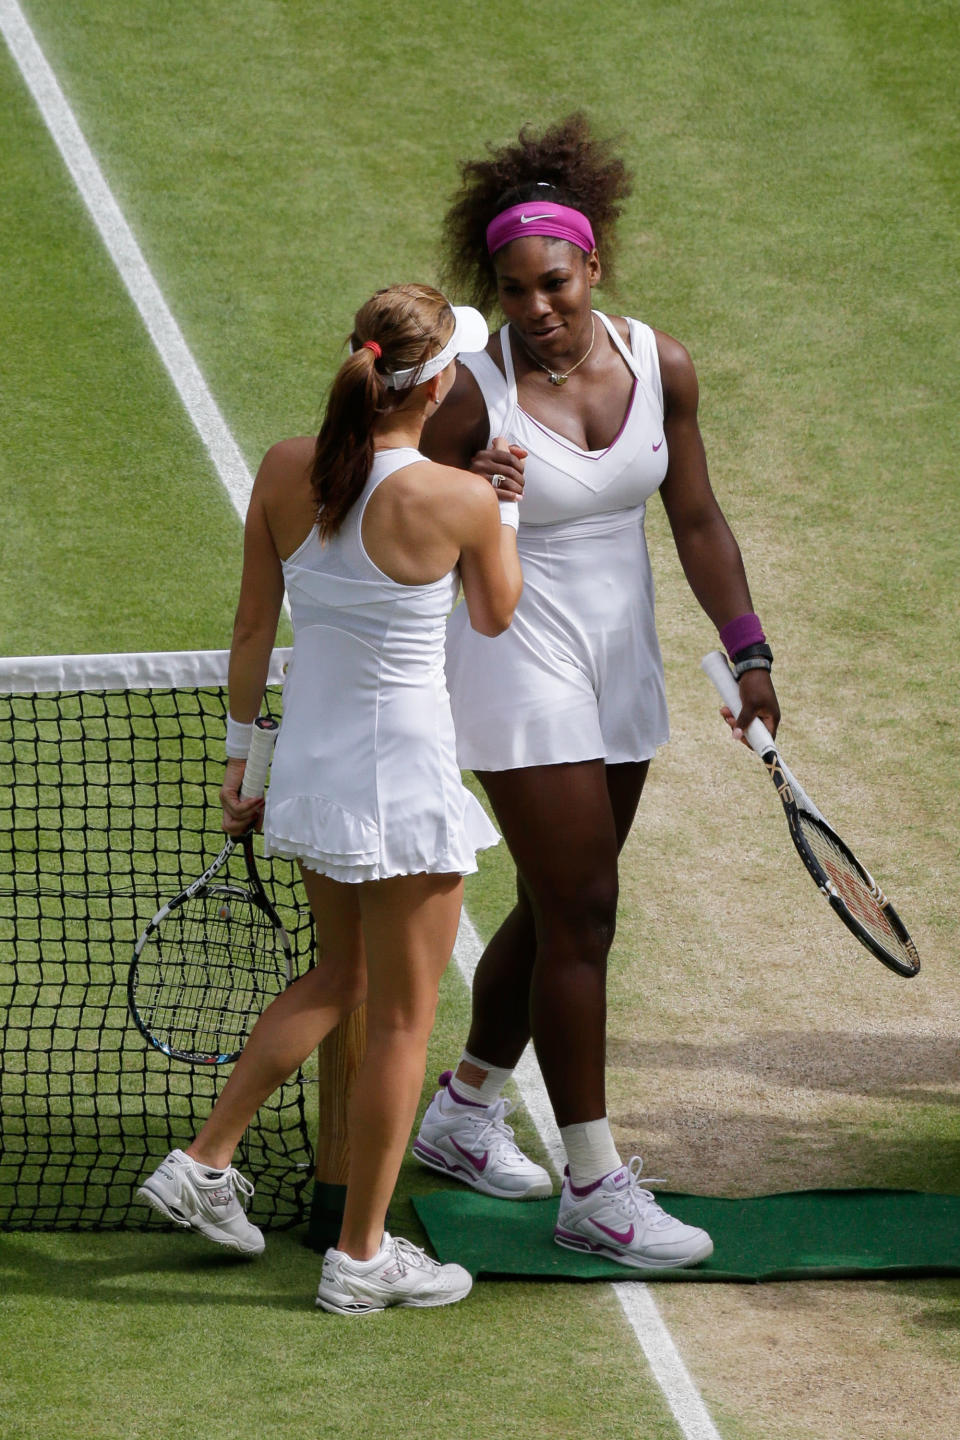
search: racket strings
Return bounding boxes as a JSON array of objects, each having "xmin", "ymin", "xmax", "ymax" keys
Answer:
[
  {"xmin": 795, "ymin": 814, "xmax": 915, "ymax": 967},
  {"xmin": 136, "ymin": 889, "xmax": 286, "ymax": 1056}
]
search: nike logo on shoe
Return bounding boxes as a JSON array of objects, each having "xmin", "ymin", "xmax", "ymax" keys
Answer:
[
  {"xmin": 652, "ymin": 438, "xmax": 664, "ymax": 452},
  {"xmin": 520, "ymin": 213, "xmax": 554, "ymax": 223},
  {"xmin": 451, "ymin": 1139, "xmax": 488, "ymax": 1172},
  {"xmin": 590, "ymin": 1219, "xmax": 635, "ymax": 1245}
]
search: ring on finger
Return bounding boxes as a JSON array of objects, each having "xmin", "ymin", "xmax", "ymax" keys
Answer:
[{"xmin": 491, "ymin": 473, "xmax": 507, "ymax": 489}]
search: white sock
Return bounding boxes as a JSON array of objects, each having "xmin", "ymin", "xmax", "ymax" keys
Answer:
[
  {"xmin": 447, "ymin": 1049, "xmax": 513, "ymax": 1107},
  {"xmin": 559, "ymin": 1118, "xmax": 622, "ymax": 1188}
]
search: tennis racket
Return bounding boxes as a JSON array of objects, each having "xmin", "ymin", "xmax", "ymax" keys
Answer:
[
  {"xmin": 128, "ymin": 715, "xmax": 294, "ymax": 1063},
  {"xmin": 701, "ymin": 650, "xmax": 920, "ymax": 978}
]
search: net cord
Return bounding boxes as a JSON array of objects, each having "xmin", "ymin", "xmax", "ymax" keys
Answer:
[{"xmin": 0, "ymin": 648, "xmax": 292, "ymax": 696}]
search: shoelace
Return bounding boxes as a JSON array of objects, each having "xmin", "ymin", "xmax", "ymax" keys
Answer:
[
  {"xmin": 616, "ymin": 1156, "xmax": 675, "ymax": 1229},
  {"xmin": 218, "ymin": 1166, "xmax": 255, "ymax": 1210},
  {"xmin": 465, "ymin": 1097, "xmax": 521, "ymax": 1151},
  {"xmin": 389, "ymin": 1235, "xmax": 438, "ymax": 1274}
]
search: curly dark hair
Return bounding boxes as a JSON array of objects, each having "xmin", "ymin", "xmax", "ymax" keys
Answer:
[{"xmin": 441, "ymin": 112, "xmax": 633, "ymax": 315}]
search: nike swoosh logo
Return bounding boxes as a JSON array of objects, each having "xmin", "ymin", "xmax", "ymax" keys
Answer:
[
  {"xmin": 652, "ymin": 437, "xmax": 665, "ymax": 452},
  {"xmin": 451, "ymin": 1139, "xmax": 488, "ymax": 1173},
  {"xmin": 590, "ymin": 1219, "xmax": 635, "ymax": 1245},
  {"xmin": 520, "ymin": 213, "xmax": 554, "ymax": 224}
]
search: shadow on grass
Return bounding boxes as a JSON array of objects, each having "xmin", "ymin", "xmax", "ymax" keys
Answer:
[
  {"xmin": 622, "ymin": 1107, "xmax": 960, "ymax": 1193},
  {"xmin": 0, "ymin": 1228, "xmax": 321, "ymax": 1310},
  {"xmin": 0, "ymin": 1156, "xmax": 452, "ymax": 1312},
  {"xmin": 608, "ymin": 1030, "xmax": 960, "ymax": 1106},
  {"xmin": 912, "ymin": 1299, "xmax": 960, "ymax": 1331},
  {"xmin": 606, "ymin": 1031, "xmax": 960, "ymax": 1195}
]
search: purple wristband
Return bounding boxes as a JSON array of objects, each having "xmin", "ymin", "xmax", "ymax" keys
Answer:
[{"xmin": 719, "ymin": 612, "xmax": 765, "ymax": 658}]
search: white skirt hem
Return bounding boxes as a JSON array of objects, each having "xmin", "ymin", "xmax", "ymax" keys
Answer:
[{"xmin": 263, "ymin": 789, "xmax": 499, "ymax": 884}]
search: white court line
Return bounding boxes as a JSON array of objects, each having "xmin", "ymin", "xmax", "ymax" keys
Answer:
[
  {"xmin": 1, "ymin": 6, "xmax": 720, "ymax": 1435},
  {"xmin": 454, "ymin": 912, "xmax": 722, "ymax": 1440},
  {"xmin": 0, "ymin": 0, "xmax": 252, "ymax": 524}
]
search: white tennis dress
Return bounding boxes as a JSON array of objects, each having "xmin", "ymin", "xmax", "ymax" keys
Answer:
[
  {"xmin": 445, "ymin": 313, "xmax": 670, "ymax": 771},
  {"xmin": 263, "ymin": 447, "xmax": 499, "ymax": 882}
]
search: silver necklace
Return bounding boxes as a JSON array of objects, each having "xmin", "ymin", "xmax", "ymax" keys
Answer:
[{"xmin": 514, "ymin": 316, "xmax": 596, "ymax": 386}]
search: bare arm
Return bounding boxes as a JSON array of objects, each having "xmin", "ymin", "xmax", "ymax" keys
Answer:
[
  {"xmin": 443, "ymin": 470, "xmax": 522, "ymax": 637},
  {"xmin": 421, "ymin": 360, "xmax": 527, "ymax": 499},
  {"xmin": 421, "ymin": 362, "xmax": 488, "ymax": 467},
  {"xmin": 657, "ymin": 331, "xmax": 780, "ymax": 738},
  {"xmin": 222, "ymin": 461, "xmax": 286, "ymax": 832}
]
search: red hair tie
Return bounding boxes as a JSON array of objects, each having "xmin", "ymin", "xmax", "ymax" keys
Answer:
[{"xmin": 361, "ymin": 340, "xmax": 382, "ymax": 358}]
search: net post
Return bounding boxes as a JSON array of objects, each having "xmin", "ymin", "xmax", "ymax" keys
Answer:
[{"xmin": 306, "ymin": 1005, "xmax": 367, "ymax": 1251}]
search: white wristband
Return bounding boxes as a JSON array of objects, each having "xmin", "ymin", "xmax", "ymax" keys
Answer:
[
  {"xmin": 499, "ymin": 503, "xmax": 520, "ymax": 531},
  {"xmin": 225, "ymin": 715, "xmax": 254, "ymax": 758}
]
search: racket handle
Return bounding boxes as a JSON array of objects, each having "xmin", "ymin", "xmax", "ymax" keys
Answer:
[
  {"xmin": 701, "ymin": 650, "xmax": 777, "ymax": 759},
  {"xmin": 240, "ymin": 716, "xmax": 280, "ymax": 799}
]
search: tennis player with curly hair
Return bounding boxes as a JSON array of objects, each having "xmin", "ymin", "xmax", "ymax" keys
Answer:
[{"xmin": 413, "ymin": 115, "xmax": 780, "ymax": 1270}]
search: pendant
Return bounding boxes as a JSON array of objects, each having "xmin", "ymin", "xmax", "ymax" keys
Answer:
[{"xmin": 548, "ymin": 373, "xmax": 567, "ymax": 386}]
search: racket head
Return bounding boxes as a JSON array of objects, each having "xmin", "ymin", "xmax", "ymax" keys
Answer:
[
  {"xmin": 777, "ymin": 783, "xmax": 920, "ymax": 978},
  {"xmin": 129, "ymin": 870, "xmax": 294, "ymax": 1064}
]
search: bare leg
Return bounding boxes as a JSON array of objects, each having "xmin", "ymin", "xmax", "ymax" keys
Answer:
[
  {"xmin": 464, "ymin": 760, "xmax": 649, "ymax": 1126},
  {"xmin": 188, "ymin": 868, "xmax": 367, "ymax": 1170},
  {"xmin": 337, "ymin": 871, "xmax": 463, "ymax": 1259}
]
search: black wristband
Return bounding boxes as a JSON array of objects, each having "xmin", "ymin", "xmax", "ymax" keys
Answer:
[{"xmin": 731, "ymin": 642, "xmax": 773, "ymax": 667}]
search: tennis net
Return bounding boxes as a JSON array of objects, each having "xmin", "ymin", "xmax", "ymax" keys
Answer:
[{"xmin": 0, "ymin": 649, "xmax": 315, "ymax": 1230}]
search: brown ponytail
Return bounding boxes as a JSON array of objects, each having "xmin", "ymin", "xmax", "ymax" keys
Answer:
[{"xmin": 312, "ymin": 284, "xmax": 455, "ymax": 540}]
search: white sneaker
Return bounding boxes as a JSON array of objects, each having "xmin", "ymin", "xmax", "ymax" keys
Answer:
[
  {"xmin": 137, "ymin": 1148, "xmax": 265, "ymax": 1255},
  {"xmin": 412, "ymin": 1071, "xmax": 553, "ymax": 1199},
  {"xmin": 554, "ymin": 1157, "xmax": 713, "ymax": 1269},
  {"xmin": 316, "ymin": 1233, "xmax": 473, "ymax": 1315}
]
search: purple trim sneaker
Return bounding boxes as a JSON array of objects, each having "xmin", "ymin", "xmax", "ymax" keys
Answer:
[
  {"xmin": 554, "ymin": 1157, "xmax": 713, "ymax": 1269},
  {"xmin": 412, "ymin": 1071, "xmax": 553, "ymax": 1199},
  {"xmin": 316, "ymin": 1233, "xmax": 472, "ymax": 1315}
]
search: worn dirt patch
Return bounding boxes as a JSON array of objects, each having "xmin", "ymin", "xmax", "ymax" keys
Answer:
[
  {"xmin": 601, "ymin": 641, "xmax": 960, "ymax": 1439},
  {"xmin": 657, "ymin": 1279, "xmax": 960, "ymax": 1440}
]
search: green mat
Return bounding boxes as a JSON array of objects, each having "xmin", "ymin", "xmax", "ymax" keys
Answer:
[{"xmin": 411, "ymin": 1189, "xmax": 960, "ymax": 1282}]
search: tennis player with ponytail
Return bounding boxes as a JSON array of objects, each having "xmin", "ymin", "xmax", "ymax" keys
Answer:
[
  {"xmin": 413, "ymin": 115, "xmax": 780, "ymax": 1270},
  {"xmin": 138, "ymin": 284, "xmax": 522, "ymax": 1313}
]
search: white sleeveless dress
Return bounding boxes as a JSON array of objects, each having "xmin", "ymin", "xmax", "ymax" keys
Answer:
[
  {"xmin": 444, "ymin": 313, "xmax": 670, "ymax": 771},
  {"xmin": 263, "ymin": 447, "xmax": 499, "ymax": 882}
]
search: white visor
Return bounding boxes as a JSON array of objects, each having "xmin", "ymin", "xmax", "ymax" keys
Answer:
[{"xmin": 379, "ymin": 305, "xmax": 488, "ymax": 390}]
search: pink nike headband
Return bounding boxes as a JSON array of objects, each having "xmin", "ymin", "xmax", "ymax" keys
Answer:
[{"xmin": 485, "ymin": 202, "xmax": 596, "ymax": 256}]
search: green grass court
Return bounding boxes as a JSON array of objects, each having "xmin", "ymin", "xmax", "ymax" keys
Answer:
[{"xmin": 2, "ymin": 1, "xmax": 959, "ymax": 1437}]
